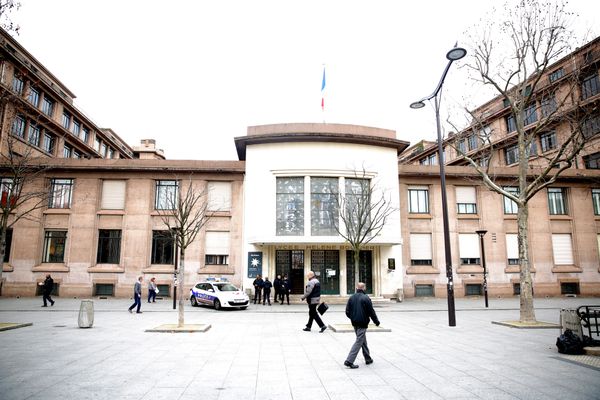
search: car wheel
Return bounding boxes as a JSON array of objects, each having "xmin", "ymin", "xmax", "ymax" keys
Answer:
[
  {"xmin": 190, "ymin": 296, "xmax": 198, "ymax": 307},
  {"xmin": 214, "ymin": 299, "xmax": 221, "ymax": 310},
  {"xmin": 240, "ymin": 306, "xmax": 248, "ymax": 310}
]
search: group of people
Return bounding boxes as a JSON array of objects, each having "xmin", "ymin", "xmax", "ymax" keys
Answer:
[
  {"xmin": 128, "ymin": 276, "xmax": 159, "ymax": 314},
  {"xmin": 252, "ymin": 274, "xmax": 291, "ymax": 305}
]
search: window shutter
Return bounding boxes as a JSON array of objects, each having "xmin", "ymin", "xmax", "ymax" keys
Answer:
[
  {"xmin": 208, "ymin": 182, "xmax": 232, "ymax": 211},
  {"xmin": 205, "ymin": 231, "xmax": 230, "ymax": 255},
  {"xmin": 458, "ymin": 234, "xmax": 480, "ymax": 258},
  {"xmin": 410, "ymin": 233, "xmax": 432, "ymax": 260},
  {"xmin": 506, "ymin": 234, "xmax": 519, "ymax": 259},
  {"xmin": 552, "ymin": 234, "xmax": 573, "ymax": 265},
  {"xmin": 455, "ymin": 186, "xmax": 476, "ymax": 203},
  {"xmin": 101, "ymin": 180, "xmax": 126, "ymax": 209}
]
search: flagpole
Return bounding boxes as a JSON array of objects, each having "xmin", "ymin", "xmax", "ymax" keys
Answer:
[{"xmin": 321, "ymin": 64, "xmax": 326, "ymax": 123}]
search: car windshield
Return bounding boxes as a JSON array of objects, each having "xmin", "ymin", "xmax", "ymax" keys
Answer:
[{"xmin": 214, "ymin": 283, "xmax": 238, "ymax": 292}]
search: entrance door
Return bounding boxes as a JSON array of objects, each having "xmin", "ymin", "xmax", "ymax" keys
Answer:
[
  {"xmin": 346, "ymin": 250, "xmax": 373, "ymax": 294},
  {"xmin": 276, "ymin": 250, "xmax": 305, "ymax": 294},
  {"xmin": 311, "ymin": 250, "xmax": 339, "ymax": 294}
]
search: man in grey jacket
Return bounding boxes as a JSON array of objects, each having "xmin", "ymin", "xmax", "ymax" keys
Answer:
[
  {"xmin": 301, "ymin": 271, "xmax": 327, "ymax": 332},
  {"xmin": 128, "ymin": 276, "xmax": 143, "ymax": 314}
]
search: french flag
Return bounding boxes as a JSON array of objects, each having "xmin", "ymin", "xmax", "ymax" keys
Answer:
[{"xmin": 321, "ymin": 66, "xmax": 326, "ymax": 111}]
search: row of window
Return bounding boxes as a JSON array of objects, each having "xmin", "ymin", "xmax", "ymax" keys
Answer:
[
  {"xmin": 11, "ymin": 114, "xmax": 57, "ymax": 154},
  {"xmin": 408, "ymin": 232, "xmax": 591, "ymax": 267},
  {"xmin": 413, "ymin": 282, "xmax": 580, "ymax": 297},
  {"xmin": 408, "ymin": 185, "xmax": 600, "ymax": 216}
]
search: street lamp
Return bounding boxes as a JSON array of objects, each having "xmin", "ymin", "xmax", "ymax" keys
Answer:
[
  {"xmin": 476, "ymin": 229, "xmax": 489, "ymax": 308},
  {"xmin": 410, "ymin": 45, "xmax": 467, "ymax": 327}
]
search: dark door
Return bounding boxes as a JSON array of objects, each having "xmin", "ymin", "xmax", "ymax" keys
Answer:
[
  {"xmin": 311, "ymin": 250, "xmax": 339, "ymax": 294},
  {"xmin": 346, "ymin": 250, "xmax": 372, "ymax": 294},
  {"xmin": 276, "ymin": 250, "xmax": 305, "ymax": 294}
]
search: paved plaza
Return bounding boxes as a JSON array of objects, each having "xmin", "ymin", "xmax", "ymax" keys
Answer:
[{"xmin": 0, "ymin": 296, "xmax": 599, "ymax": 400}]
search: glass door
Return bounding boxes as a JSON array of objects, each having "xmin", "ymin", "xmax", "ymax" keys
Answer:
[
  {"xmin": 346, "ymin": 250, "xmax": 372, "ymax": 294},
  {"xmin": 276, "ymin": 250, "xmax": 305, "ymax": 294},
  {"xmin": 311, "ymin": 250, "xmax": 340, "ymax": 294}
]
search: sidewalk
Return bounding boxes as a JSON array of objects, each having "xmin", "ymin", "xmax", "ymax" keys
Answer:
[{"xmin": 0, "ymin": 296, "xmax": 599, "ymax": 400}]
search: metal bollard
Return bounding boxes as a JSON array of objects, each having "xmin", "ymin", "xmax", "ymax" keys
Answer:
[{"xmin": 78, "ymin": 300, "xmax": 94, "ymax": 328}]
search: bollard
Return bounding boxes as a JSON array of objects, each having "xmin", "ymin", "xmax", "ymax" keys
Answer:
[{"xmin": 78, "ymin": 300, "xmax": 94, "ymax": 328}]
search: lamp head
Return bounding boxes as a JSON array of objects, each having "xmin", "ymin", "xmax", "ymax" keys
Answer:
[
  {"xmin": 410, "ymin": 101, "xmax": 426, "ymax": 109},
  {"xmin": 446, "ymin": 47, "xmax": 467, "ymax": 61},
  {"xmin": 476, "ymin": 229, "xmax": 488, "ymax": 236}
]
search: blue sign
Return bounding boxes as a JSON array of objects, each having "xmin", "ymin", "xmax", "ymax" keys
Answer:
[{"xmin": 248, "ymin": 252, "xmax": 262, "ymax": 278}]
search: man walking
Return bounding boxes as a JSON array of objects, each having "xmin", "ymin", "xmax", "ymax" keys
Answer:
[
  {"xmin": 301, "ymin": 271, "xmax": 326, "ymax": 333},
  {"xmin": 40, "ymin": 274, "xmax": 55, "ymax": 307},
  {"xmin": 344, "ymin": 282, "xmax": 380, "ymax": 369},
  {"xmin": 128, "ymin": 276, "xmax": 143, "ymax": 314}
]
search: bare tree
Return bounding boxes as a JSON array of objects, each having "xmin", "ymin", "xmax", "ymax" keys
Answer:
[
  {"xmin": 331, "ymin": 169, "xmax": 396, "ymax": 289},
  {"xmin": 0, "ymin": 0, "xmax": 20, "ymax": 34},
  {"xmin": 451, "ymin": 0, "xmax": 595, "ymax": 322},
  {"xmin": 156, "ymin": 176, "xmax": 213, "ymax": 327}
]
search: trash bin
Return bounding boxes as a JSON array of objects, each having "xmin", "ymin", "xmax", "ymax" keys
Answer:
[
  {"xmin": 78, "ymin": 300, "xmax": 94, "ymax": 328},
  {"xmin": 396, "ymin": 288, "xmax": 404, "ymax": 303},
  {"xmin": 560, "ymin": 308, "xmax": 582, "ymax": 339}
]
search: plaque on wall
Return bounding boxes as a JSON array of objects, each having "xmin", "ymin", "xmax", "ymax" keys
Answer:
[{"xmin": 248, "ymin": 252, "xmax": 263, "ymax": 278}]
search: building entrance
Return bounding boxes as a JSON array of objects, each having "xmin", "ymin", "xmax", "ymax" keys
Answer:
[
  {"xmin": 311, "ymin": 250, "xmax": 339, "ymax": 294},
  {"xmin": 346, "ymin": 250, "xmax": 373, "ymax": 294},
  {"xmin": 276, "ymin": 250, "xmax": 305, "ymax": 294}
]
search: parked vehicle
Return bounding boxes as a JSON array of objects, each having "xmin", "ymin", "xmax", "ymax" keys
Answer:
[{"xmin": 190, "ymin": 281, "xmax": 249, "ymax": 310}]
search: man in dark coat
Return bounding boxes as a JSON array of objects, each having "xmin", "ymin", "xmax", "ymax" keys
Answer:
[
  {"xmin": 262, "ymin": 277, "xmax": 273, "ymax": 305},
  {"xmin": 252, "ymin": 274, "xmax": 264, "ymax": 304},
  {"xmin": 41, "ymin": 274, "xmax": 55, "ymax": 307},
  {"xmin": 273, "ymin": 274, "xmax": 282, "ymax": 304},
  {"xmin": 344, "ymin": 282, "xmax": 380, "ymax": 369},
  {"xmin": 281, "ymin": 275, "xmax": 291, "ymax": 305}
]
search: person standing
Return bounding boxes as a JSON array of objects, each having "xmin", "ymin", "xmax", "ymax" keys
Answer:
[
  {"xmin": 263, "ymin": 277, "xmax": 272, "ymax": 306},
  {"xmin": 148, "ymin": 277, "xmax": 158, "ymax": 303},
  {"xmin": 343, "ymin": 282, "xmax": 380, "ymax": 369},
  {"xmin": 40, "ymin": 274, "xmax": 55, "ymax": 307},
  {"xmin": 273, "ymin": 274, "xmax": 282, "ymax": 304},
  {"xmin": 281, "ymin": 275, "xmax": 290, "ymax": 305},
  {"xmin": 301, "ymin": 271, "xmax": 326, "ymax": 332},
  {"xmin": 128, "ymin": 276, "xmax": 143, "ymax": 314},
  {"xmin": 252, "ymin": 274, "xmax": 264, "ymax": 304}
]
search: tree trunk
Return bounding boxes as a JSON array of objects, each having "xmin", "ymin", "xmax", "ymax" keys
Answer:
[
  {"xmin": 0, "ymin": 213, "xmax": 8, "ymax": 296},
  {"xmin": 353, "ymin": 247, "xmax": 360, "ymax": 291},
  {"xmin": 177, "ymin": 250, "xmax": 185, "ymax": 327},
  {"xmin": 517, "ymin": 203, "xmax": 536, "ymax": 323}
]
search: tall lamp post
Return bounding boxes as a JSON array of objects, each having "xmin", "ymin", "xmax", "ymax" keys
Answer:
[
  {"xmin": 476, "ymin": 229, "xmax": 489, "ymax": 308},
  {"xmin": 410, "ymin": 45, "xmax": 467, "ymax": 327}
]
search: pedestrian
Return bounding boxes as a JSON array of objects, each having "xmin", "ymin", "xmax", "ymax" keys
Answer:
[
  {"xmin": 40, "ymin": 274, "xmax": 55, "ymax": 307},
  {"xmin": 301, "ymin": 271, "xmax": 326, "ymax": 332},
  {"xmin": 128, "ymin": 276, "xmax": 143, "ymax": 314},
  {"xmin": 273, "ymin": 274, "xmax": 282, "ymax": 304},
  {"xmin": 252, "ymin": 274, "xmax": 264, "ymax": 304},
  {"xmin": 148, "ymin": 277, "xmax": 158, "ymax": 303},
  {"xmin": 343, "ymin": 282, "xmax": 380, "ymax": 369},
  {"xmin": 263, "ymin": 277, "xmax": 272, "ymax": 305},
  {"xmin": 281, "ymin": 275, "xmax": 290, "ymax": 305}
]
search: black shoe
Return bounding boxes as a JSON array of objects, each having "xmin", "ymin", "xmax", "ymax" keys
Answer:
[
  {"xmin": 128, "ymin": 309, "xmax": 132, "ymax": 313},
  {"xmin": 41, "ymin": 305, "xmax": 47, "ymax": 307},
  {"xmin": 136, "ymin": 311, "xmax": 143, "ymax": 314},
  {"xmin": 320, "ymin": 326, "xmax": 327, "ymax": 333},
  {"xmin": 302, "ymin": 327, "xmax": 311, "ymax": 332},
  {"xmin": 152, "ymin": 301, "xmax": 156, "ymax": 303},
  {"xmin": 344, "ymin": 361, "xmax": 359, "ymax": 369},
  {"xmin": 365, "ymin": 359, "xmax": 373, "ymax": 365},
  {"xmin": 51, "ymin": 302, "xmax": 55, "ymax": 306}
]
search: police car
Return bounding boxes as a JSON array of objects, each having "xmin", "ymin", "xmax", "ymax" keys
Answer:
[{"xmin": 189, "ymin": 280, "xmax": 249, "ymax": 310}]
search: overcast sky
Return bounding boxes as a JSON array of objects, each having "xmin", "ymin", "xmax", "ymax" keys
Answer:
[{"xmin": 10, "ymin": 0, "xmax": 600, "ymax": 160}]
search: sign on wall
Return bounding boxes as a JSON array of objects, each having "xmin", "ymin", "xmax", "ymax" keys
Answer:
[{"xmin": 248, "ymin": 251, "xmax": 263, "ymax": 278}]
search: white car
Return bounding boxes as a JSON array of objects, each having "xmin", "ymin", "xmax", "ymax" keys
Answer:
[{"xmin": 189, "ymin": 281, "xmax": 249, "ymax": 310}]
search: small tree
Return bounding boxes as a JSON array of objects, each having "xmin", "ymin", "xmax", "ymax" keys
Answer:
[
  {"xmin": 156, "ymin": 176, "xmax": 213, "ymax": 327},
  {"xmin": 0, "ymin": 0, "xmax": 20, "ymax": 34},
  {"xmin": 454, "ymin": 0, "xmax": 593, "ymax": 322},
  {"xmin": 332, "ymin": 169, "xmax": 396, "ymax": 290}
]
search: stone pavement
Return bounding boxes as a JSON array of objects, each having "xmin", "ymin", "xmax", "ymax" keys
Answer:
[{"xmin": 0, "ymin": 296, "xmax": 599, "ymax": 400}]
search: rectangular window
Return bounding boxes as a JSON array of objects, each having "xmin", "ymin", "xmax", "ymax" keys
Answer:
[
  {"xmin": 467, "ymin": 134, "xmax": 478, "ymax": 151},
  {"xmin": 94, "ymin": 284, "xmax": 114, "ymax": 296},
  {"xmin": 456, "ymin": 186, "xmax": 477, "ymax": 214},
  {"xmin": 63, "ymin": 145, "xmax": 72, "ymax": 158},
  {"xmin": 28, "ymin": 87, "xmax": 40, "ymax": 107},
  {"xmin": 207, "ymin": 181, "xmax": 232, "ymax": 211},
  {"xmin": 101, "ymin": 180, "xmax": 126, "ymax": 210},
  {"xmin": 561, "ymin": 282, "xmax": 579, "ymax": 295},
  {"xmin": 505, "ymin": 144, "xmax": 518, "ymax": 165},
  {"xmin": 42, "ymin": 96, "xmax": 54, "ymax": 117},
  {"xmin": 408, "ymin": 186, "xmax": 429, "ymax": 214},
  {"xmin": 549, "ymin": 68, "xmax": 564, "ymax": 83},
  {"xmin": 73, "ymin": 151, "xmax": 81, "ymax": 159},
  {"xmin": 459, "ymin": 233, "xmax": 480, "ymax": 265},
  {"xmin": 12, "ymin": 74, "xmax": 24, "ymax": 95},
  {"xmin": 96, "ymin": 229, "xmax": 121, "ymax": 264},
  {"xmin": 456, "ymin": 139, "xmax": 466, "ymax": 154},
  {"xmin": 584, "ymin": 152, "xmax": 600, "ymax": 169},
  {"xmin": 524, "ymin": 103, "xmax": 538, "ymax": 125},
  {"xmin": 205, "ymin": 231, "xmax": 230, "ymax": 265},
  {"xmin": 581, "ymin": 73, "xmax": 600, "ymax": 100},
  {"xmin": 506, "ymin": 115, "xmax": 516, "ymax": 132},
  {"xmin": 11, "ymin": 115, "xmax": 26, "ymax": 138},
  {"xmin": 345, "ymin": 178, "xmax": 370, "ymax": 230},
  {"xmin": 62, "ymin": 112, "xmax": 71, "ymax": 130},
  {"xmin": 155, "ymin": 180, "xmax": 178, "ymax": 210},
  {"xmin": 582, "ymin": 114, "xmax": 600, "ymax": 139},
  {"xmin": 82, "ymin": 127, "xmax": 90, "ymax": 143},
  {"xmin": 540, "ymin": 131, "xmax": 557, "ymax": 152},
  {"xmin": 49, "ymin": 178, "xmax": 73, "ymax": 209},
  {"xmin": 548, "ymin": 188, "xmax": 568, "ymax": 215},
  {"xmin": 311, "ymin": 177, "xmax": 339, "ymax": 236},
  {"xmin": 151, "ymin": 231, "xmax": 174, "ymax": 265},
  {"xmin": 276, "ymin": 177, "xmax": 304, "ymax": 236},
  {"xmin": 410, "ymin": 233, "xmax": 432, "ymax": 266},
  {"xmin": 0, "ymin": 177, "xmax": 17, "ymax": 209},
  {"xmin": 593, "ymin": 189, "xmax": 600, "ymax": 216},
  {"xmin": 108, "ymin": 148, "xmax": 114, "ymax": 159},
  {"xmin": 94, "ymin": 137, "xmax": 101, "ymax": 152},
  {"xmin": 506, "ymin": 233, "xmax": 519, "ymax": 265},
  {"xmin": 415, "ymin": 284, "xmax": 434, "ymax": 297},
  {"xmin": 503, "ymin": 186, "xmax": 519, "ymax": 214},
  {"xmin": 465, "ymin": 284, "xmax": 483, "ymax": 296},
  {"xmin": 552, "ymin": 234, "xmax": 574, "ymax": 265},
  {"xmin": 43, "ymin": 133, "xmax": 55, "ymax": 154},
  {"xmin": 42, "ymin": 231, "xmax": 67, "ymax": 263},
  {"xmin": 3, "ymin": 228, "xmax": 12, "ymax": 262},
  {"xmin": 419, "ymin": 153, "xmax": 436, "ymax": 165},
  {"xmin": 72, "ymin": 120, "xmax": 81, "ymax": 137},
  {"xmin": 28, "ymin": 123, "xmax": 40, "ymax": 146},
  {"xmin": 100, "ymin": 143, "xmax": 107, "ymax": 158}
]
